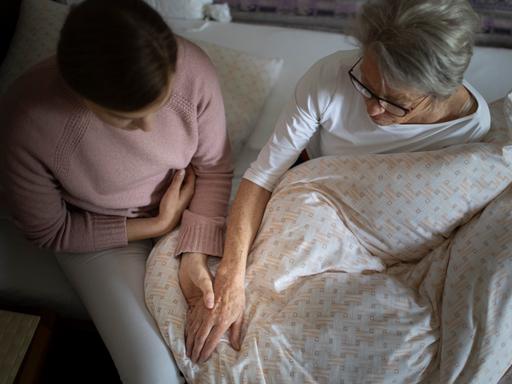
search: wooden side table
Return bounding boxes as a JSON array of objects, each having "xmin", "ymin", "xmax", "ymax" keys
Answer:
[{"xmin": 0, "ymin": 308, "xmax": 55, "ymax": 384}]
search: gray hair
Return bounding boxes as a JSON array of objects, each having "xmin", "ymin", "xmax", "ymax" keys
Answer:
[{"xmin": 352, "ymin": 0, "xmax": 480, "ymax": 99}]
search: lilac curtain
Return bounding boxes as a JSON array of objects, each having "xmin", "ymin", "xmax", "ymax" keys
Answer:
[
  {"xmin": 221, "ymin": 0, "xmax": 361, "ymax": 16},
  {"xmin": 215, "ymin": 0, "xmax": 512, "ymax": 47}
]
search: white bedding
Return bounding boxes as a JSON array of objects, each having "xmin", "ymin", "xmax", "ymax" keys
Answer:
[{"xmin": 145, "ymin": 102, "xmax": 512, "ymax": 383}]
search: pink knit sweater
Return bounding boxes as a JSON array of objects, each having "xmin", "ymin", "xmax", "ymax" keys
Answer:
[{"xmin": 0, "ymin": 37, "xmax": 233, "ymax": 255}]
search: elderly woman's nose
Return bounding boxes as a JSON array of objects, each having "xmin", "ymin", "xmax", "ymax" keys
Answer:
[{"xmin": 366, "ymin": 98, "xmax": 385, "ymax": 116}]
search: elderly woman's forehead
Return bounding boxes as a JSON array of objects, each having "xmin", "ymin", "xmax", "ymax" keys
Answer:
[{"xmin": 359, "ymin": 54, "xmax": 422, "ymax": 101}]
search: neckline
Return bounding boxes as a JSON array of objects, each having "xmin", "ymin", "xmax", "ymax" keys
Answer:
[{"xmin": 376, "ymin": 81, "xmax": 481, "ymax": 129}]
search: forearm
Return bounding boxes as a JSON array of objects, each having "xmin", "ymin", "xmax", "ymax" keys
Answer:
[
  {"xmin": 175, "ymin": 164, "xmax": 233, "ymax": 257},
  {"xmin": 126, "ymin": 216, "xmax": 176, "ymax": 242},
  {"xmin": 217, "ymin": 179, "xmax": 271, "ymax": 280}
]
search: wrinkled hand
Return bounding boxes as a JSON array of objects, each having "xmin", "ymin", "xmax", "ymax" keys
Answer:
[
  {"xmin": 157, "ymin": 167, "xmax": 195, "ymax": 234},
  {"xmin": 185, "ymin": 269, "xmax": 245, "ymax": 364},
  {"xmin": 179, "ymin": 252, "xmax": 215, "ymax": 309}
]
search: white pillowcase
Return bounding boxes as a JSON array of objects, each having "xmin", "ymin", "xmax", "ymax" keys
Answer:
[
  {"xmin": 194, "ymin": 40, "xmax": 282, "ymax": 154},
  {"xmin": 146, "ymin": 0, "xmax": 212, "ymax": 20},
  {"xmin": 0, "ymin": 0, "xmax": 282, "ymax": 156}
]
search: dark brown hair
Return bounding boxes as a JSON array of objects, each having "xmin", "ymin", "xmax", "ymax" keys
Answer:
[{"xmin": 57, "ymin": 0, "xmax": 177, "ymax": 112}]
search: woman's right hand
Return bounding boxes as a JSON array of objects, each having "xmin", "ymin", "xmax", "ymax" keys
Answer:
[
  {"xmin": 126, "ymin": 167, "xmax": 195, "ymax": 242},
  {"xmin": 157, "ymin": 167, "xmax": 196, "ymax": 234}
]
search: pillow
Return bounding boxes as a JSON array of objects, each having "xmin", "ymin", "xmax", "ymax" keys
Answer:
[
  {"xmin": 193, "ymin": 40, "xmax": 282, "ymax": 155},
  {"xmin": 0, "ymin": 0, "xmax": 282, "ymax": 156}
]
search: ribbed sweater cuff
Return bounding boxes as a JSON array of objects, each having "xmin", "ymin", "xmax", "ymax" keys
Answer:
[
  {"xmin": 93, "ymin": 215, "xmax": 128, "ymax": 251},
  {"xmin": 174, "ymin": 211, "xmax": 225, "ymax": 257}
]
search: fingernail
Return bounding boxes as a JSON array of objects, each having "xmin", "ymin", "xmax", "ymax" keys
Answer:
[{"xmin": 178, "ymin": 169, "xmax": 185, "ymax": 176}]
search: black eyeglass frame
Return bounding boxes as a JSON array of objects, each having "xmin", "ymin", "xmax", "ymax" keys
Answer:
[{"xmin": 348, "ymin": 57, "xmax": 428, "ymax": 117}]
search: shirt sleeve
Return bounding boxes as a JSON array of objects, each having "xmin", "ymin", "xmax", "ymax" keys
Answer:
[
  {"xmin": 3, "ymin": 141, "xmax": 128, "ymax": 253},
  {"xmin": 243, "ymin": 56, "xmax": 337, "ymax": 192},
  {"xmin": 174, "ymin": 66, "xmax": 233, "ymax": 258}
]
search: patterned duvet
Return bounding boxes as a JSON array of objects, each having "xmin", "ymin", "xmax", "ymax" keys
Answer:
[{"xmin": 145, "ymin": 107, "xmax": 512, "ymax": 383}]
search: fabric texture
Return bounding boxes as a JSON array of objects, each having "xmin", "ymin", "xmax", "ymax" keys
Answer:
[
  {"xmin": 145, "ymin": 144, "xmax": 512, "ymax": 383},
  {"xmin": 56, "ymin": 240, "xmax": 185, "ymax": 384},
  {"xmin": 243, "ymin": 50, "xmax": 491, "ymax": 192},
  {"xmin": 145, "ymin": 103, "xmax": 512, "ymax": 382},
  {"xmin": 1, "ymin": 37, "xmax": 233, "ymax": 254},
  {"xmin": 439, "ymin": 182, "xmax": 512, "ymax": 383},
  {"xmin": 193, "ymin": 40, "xmax": 283, "ymax": 155}
]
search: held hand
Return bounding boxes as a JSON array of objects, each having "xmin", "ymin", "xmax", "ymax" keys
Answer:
[
  {"xmin": 184, "ymin": 268, "xmax": 245, "ymax": 364},
  {"xmin": 179, "ymin": 252, "xmax": 215, "ymax": 309},
  {"xmin": 157, "ymin": 167, "xmax": 195, "ymax": 234}
]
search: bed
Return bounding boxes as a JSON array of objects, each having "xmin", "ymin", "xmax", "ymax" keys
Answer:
[{"xmin": 0, "ymin": 0, "xmax": 512, "ymax": 382}]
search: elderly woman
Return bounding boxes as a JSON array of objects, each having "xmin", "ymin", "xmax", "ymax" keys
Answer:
[
  {"xmin": 184, "ymin": 0, "xmax": 488, "ymax": 364},
  {"xmin": 1, "ymin": 0, "xmax": 232, "ymax": 382}
]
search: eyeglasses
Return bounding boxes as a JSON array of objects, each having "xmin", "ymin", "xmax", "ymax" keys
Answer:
[{"xmin": 348, "ymin": 57, "xmax": 428, "ymax": 117}]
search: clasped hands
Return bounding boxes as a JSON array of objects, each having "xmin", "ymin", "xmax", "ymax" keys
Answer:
[{"xmin": 179, "ymin": 252, "xmax": 245, "ymax": 364}]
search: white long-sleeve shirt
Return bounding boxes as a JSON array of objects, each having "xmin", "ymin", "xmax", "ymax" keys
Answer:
[{"xmin": 244, "ymin": 49, "xmax": 490, "ymax": 192}]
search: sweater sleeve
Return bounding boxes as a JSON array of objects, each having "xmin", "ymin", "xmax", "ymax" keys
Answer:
[
  {"xmin": 2, "ymin": 117, "xmax": 128, "ymax": 253},
  {"xmin": 174, "ymin": 66, "xmax": 233, "ymax": 257},
  {"xmin": 243, "ymin": 55, "xmax": 338, "ymax": 192}
]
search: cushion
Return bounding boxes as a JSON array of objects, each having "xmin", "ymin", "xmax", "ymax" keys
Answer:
[
  {"xmin": 0, "ymin": 0, "xmax": 282, "ymax": 156},
  {"xmin": 193, "ymin": 40, "xmax": 282, "ymax": 154}
]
